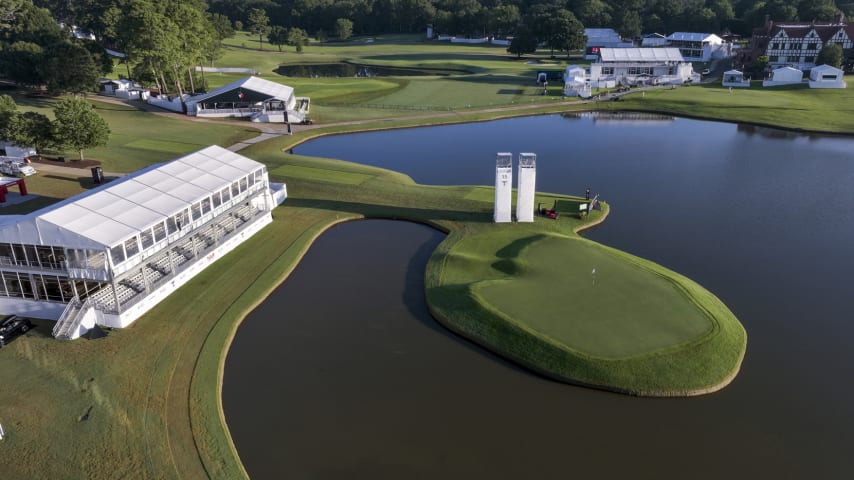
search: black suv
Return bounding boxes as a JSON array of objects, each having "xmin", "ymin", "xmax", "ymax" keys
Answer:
[{"xmin": 0, "ymin": 315, "xmax": 33, "ymax": 348}]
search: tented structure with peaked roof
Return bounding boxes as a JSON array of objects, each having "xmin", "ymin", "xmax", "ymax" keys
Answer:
[
  {"xmin": 0, "ymin": 145, "xmax": 286, "ymax": 338},
  {"xmin": 665, "ymin": 32, "xmax": 728, "ymax": 61},
  {"xmin": 184, "ymin": 76, "xmax": 310, "ymax": 123},
  {"xmin": 809, "ymin": 64, "xmax": 846, "ymax": 88},
  {"xmin": 763, "ymin": 66, "xmax": 804, "ymax": 87},
  {"xmin": 590, "ymin": 48, "xmax": 697, "ymax": 86}
]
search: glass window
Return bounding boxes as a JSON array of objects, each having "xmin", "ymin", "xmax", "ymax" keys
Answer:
[
  {"xmin": 153, "ymin": 222, "xmax": 167, "ymax": 242},
  {"xmin": 140, "ymin": 229, "xmax": 154, "ymax": 249},
  {"xmin": 231, "ymin": 181, "xmax": 240, "ymax": 197},
  {"xmin": 110, "ymin": 244, "xmax": 126, "ymax": 265},
  {"xmin": 191, "ymin": 201, "xmax": 203, "ymax": 220},
  {"xmin": 4, "ymin": 272, "xmax": 22, "ymax": 297},
  {"xmin": 247, "ymin": 172, "xmax": 256, "ymax": 187},
  {"xmin": 212, "ymin": 191, "xmax": 222, "ymax": 208},
  {"xmin": 124, "ymin": 237, "xmax": 140, "ymax": 258},
  {"xmin": 239, "ymin": 177, "xmax": 248, "ymax": 192},
  {"xmin": 221, "ymin": 186, "xmax": 231, "ymax": 202},
  {"xmin": 201, "ymin": 197, "xmax": 212, "ymax": 215}
]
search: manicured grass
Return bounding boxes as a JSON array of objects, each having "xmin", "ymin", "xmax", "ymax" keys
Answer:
[
  {"xmin": 467, "ymin": 234, "xmax": 713, "ymax": 359},
  {"xmin": 612, "ymin": 82, "xmax": 854, "ymax": 133},
  {"xmin": 426, "ymin": 215, "xmax": 747, "ymax": 395},
  {"xmin": 9, "ymin": 93, "xmax": 259, "ymax": 172}
]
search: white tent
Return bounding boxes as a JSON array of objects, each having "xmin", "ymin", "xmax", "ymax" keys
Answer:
[
  {"xmin": 809, "ymin": 64, "xmax": 846, "ymax": 89},
  {"xmin": 722, "ymin": 70, "xmax": 750, "ymax": 87},
  {"xmin": 0, "ymin": 146, "xmax": 266, "ymax": 252},
  {"xmin": 763, "ymin": 66, "xmax": 803, "ymax": 87}
]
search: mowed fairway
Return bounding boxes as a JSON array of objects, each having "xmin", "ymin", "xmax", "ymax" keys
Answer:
[{"xmin": 472, "ymin": 235, "xmax": 713, "ymax": 359}]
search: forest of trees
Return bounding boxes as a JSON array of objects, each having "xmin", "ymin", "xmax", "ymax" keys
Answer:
[{"xmin": 0, "ymin": 0, "xmax": 851, "ymax": 96}]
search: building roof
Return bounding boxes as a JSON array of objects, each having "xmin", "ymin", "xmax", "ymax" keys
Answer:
[
  {"xmin": 190, "ymin": 76, "xmax": 294, "ymax": 104},
  {"xmin": 666, "ymin": 32, "xmax": 723, "ymax": 43},
  {"xmin": 598, "ymin": 48, "xmax": 685, "ymax": 63},
  {"xmin": 0, "ymin": 146, "xmax": 266, "ymax": 250},
  {"xmin": 585, "ymin": 28, "xmax": 621, "ymax": 39}
]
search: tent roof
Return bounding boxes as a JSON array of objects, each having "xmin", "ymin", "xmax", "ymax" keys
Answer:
[
  {"xmin": 598, "ymin": 48, "xmax": 685, "ymax": 63},
  {"xmin": 811, "ymin": 64, "xmax": 843, "ymax": 73},
  {"xmin": 724, "ymin": 69, "xmax": 743, "ymax": 74},
  {"xmin": 0, "ymin": 146, "xmax": 265, "ymax": 250},
  {"xmin": 666, "ymin": 32, "xmax": 722, "ymax": 43},
  {"xmin": 189, "ymin": 76, "xmax": 294, "ymax": 103}
]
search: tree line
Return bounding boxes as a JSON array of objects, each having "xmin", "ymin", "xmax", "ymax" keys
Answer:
[{"xmin": 1, "ymin": 0, "xmax": 851, "ymax": 97}]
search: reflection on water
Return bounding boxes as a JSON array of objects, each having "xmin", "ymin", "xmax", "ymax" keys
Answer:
[{"xmin": 228, "ymin": 115, "xmax": 854, "ymax": 478}]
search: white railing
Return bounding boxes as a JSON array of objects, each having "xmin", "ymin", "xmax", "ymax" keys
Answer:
[{"xmin": 53, "ymin": 296, "xmax": 83, "ymax": 340}]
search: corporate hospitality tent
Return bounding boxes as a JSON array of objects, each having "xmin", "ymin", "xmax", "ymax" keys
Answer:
[
  {"xmin": 808, "ymin": 64, "xmax": 846, "ymax": 88},
  {"xmin": 184, "ymin": 76, "xmax": 310, "ymax": 123},
  {"xmin": 763, "ymin": 66, "xmax": 804, "ymax": 87},
  {"xmin": 0, "ymin": 145, "xmax": 285, "ymax": 338}
]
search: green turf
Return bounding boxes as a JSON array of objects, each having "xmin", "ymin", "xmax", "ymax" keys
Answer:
[
  {"xmin": 468, "ymin": 234, "xmax": 713, "ymax": 359},
  {"xmin": 9, "ymin": 94, "xmax": 259, "ymax": 172},
  {"xmin": 268, "ymin": 164, "xmax": 373, "ymax": 184}
]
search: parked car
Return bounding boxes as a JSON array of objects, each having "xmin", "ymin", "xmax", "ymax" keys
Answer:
[
  {"xmin": 0, "ymin": 160, "xmax": 36, "ymax": 177},
  {"xmin": 0, "ymin": 315, "xmax": 33, "ymax": 348},
  {"xmin": 701, "ymin": 68, "xmax": 711, "ymax": 76}
]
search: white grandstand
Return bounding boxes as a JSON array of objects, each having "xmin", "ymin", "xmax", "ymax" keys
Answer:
[{"xmin": 0, "ymin": 146, "xmax": 286, "ymax": 339}]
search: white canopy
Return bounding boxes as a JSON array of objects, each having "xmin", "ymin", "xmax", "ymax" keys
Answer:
[
  {"xmin": 189, "ymin": 76, "xmax": 295, "ymax": 104},
  {"xmin": 598, "ymin": 48, "xmax": 685, "ymax": 63},
  {"xmin": 666, "ymin": 32, "xmax": 723, "ymax": 44},
  {"xmin": 0, "ymin": 145, "xmax": 265, "ymax": 250}
]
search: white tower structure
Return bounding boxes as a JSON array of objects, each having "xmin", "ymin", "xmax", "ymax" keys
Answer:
[
  {"xmin": 494, "ymin": 152, "xmax": 513, "ymax": 223},
  {"xmin": 516, "ymin": 153, "xmax": 537, "ymax": 222}
]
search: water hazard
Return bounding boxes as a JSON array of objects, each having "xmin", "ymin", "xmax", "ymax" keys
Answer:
[{"xmin": 226, "ymin": 115, "xmax": 854, "ymax": 478}]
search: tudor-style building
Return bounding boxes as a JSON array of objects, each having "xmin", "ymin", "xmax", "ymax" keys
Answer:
[{"xmin": 743, "ymin": 14, "xmax": 854, "ymax": 71}]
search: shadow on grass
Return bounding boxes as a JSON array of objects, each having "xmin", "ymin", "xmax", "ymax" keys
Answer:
[
  {"xmin": 284, "ymin": 197, "xmax": 492, "ymax": 224},
  {"xmin": 492, "ymin": 235, "xmax": 545, "ymax": 274}
]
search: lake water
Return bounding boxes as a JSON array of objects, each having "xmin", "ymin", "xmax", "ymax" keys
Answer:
[{"xmin": 224, "ymin": 114, "xmax": 854, "ymax": 478}]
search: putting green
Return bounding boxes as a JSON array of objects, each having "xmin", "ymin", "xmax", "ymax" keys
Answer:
[{"xmin": 472, "ymin": 235, "xmax": 713, "ymax": 359}]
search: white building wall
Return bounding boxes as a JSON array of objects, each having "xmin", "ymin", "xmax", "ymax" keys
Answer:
[
  {"xmin": 516, "ymin": 153, "xmax": 536, "ymax": 223},
  {"xmin": 494, "ymin": 153, "xmax": 512, "ymax": 223}
]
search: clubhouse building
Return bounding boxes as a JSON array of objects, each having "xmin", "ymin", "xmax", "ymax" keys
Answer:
[{"xmin": 0, "ymin": 146, "xmax": 286, "ymax": 339}]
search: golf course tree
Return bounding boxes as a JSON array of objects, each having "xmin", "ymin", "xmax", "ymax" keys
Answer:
[
  {"xmin": 507, "ymin": 23, "xmax": 538, "ymax": 58},
  {"xmin": 38, "ymin": 41, "xmax": 101, "ymax": 94},
  {"xmin": 816, "ymin": 43, "xmax": 843, "ymax": 68},
  {"xmin": 52, "ymin": 97, "xmax": 110, "ymax": 162},
  {"xmin": 527, "ymin": 4, "xmax": 585, "ymax": 57},
  {"xmin": 267, "ymin": 25, "xmax": 288, "ymax": 52},
  {"xmin": 248, "ymin": 7, "xmax": 270, "ymax": 50},
  {"xmin": 0, "ymin": 93, "xmax": 53, "ymax": 151},
  {"xmin": 288, "ymin": 27, "xmax": 309, "ymax": 53},
  {"xmin": 335, "ymin": 18, "xmax": 353, "ymax": 40},
  {"xmin": 7, "ymin": 111, "xmax": 53, "ymax": 152}
]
